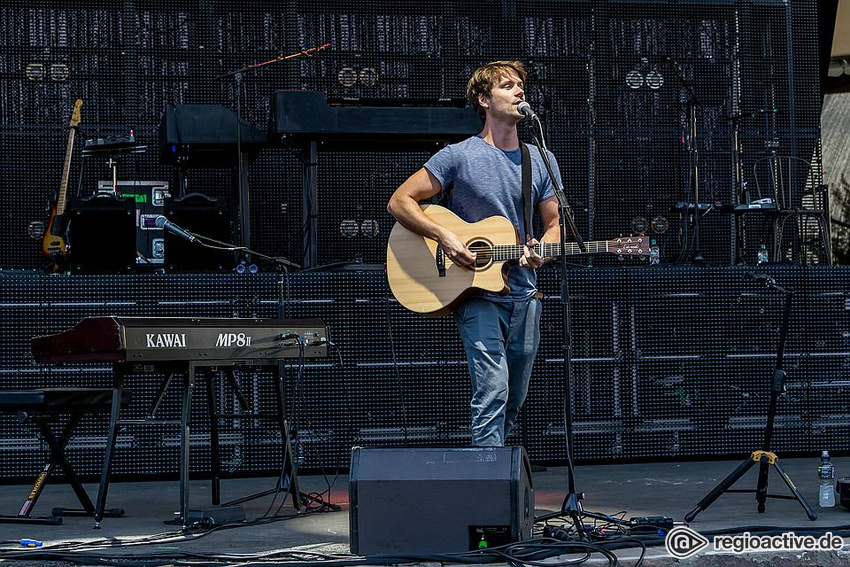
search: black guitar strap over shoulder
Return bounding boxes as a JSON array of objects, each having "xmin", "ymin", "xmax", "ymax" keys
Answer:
[{"xmin": 520, "ymin": 142, "xmax": 533, "ymax": 241}]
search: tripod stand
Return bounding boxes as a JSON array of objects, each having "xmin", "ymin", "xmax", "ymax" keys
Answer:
[{"xmin": 684, "ymin": 273, "xmax": 817, "ymax": 522}]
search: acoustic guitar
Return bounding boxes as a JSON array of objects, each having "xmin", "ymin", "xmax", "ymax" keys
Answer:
[
  {"xmin": 42, "ymin": 98, "xmax": 82, "ymax": 272},
  {"xmin": 386, "ymin": 204, "xmax": 648, "ymax": 316}
]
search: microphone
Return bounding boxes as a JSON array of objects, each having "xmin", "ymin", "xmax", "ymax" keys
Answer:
[
  {"xmin": 745, "ymin": 271, "xmax": 776, "ymax": 286},
  {"xmin": 517, "ymin": 101, "xmax": 537, "ymax": 119},
  {"xmin": 155, "ymin": 215, "xmax": 199, "ymax": 244}
]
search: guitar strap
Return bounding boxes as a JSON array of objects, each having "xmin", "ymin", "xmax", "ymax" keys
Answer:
[
  {"xmin": 441, "ymin": 141, "xmax": 533, "ymax": 238},
  {"xmin": 520, "ymin": 142, "xmax": 533, "ymax": 241}
]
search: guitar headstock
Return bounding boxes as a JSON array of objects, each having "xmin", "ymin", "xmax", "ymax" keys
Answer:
[
  {"xmin": 613, "ymin": 236, "xmax": 648, "ymax": 259},
  {"xmin": 70, "ymin": 99, "xmax": 83, "ymax": 127}
]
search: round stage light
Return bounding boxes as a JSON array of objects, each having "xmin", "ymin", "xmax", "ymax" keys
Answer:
[
  {"xmin": 632, "ymin": 216, "xmax": 649, "ymax": 234},
  {"xmin": 340, "ymin": 220, "xmax": 359, "ymax": 238},
  {"xmin": 645, "ymin": 70, "xmax": 664, "ymax": 89},
  {"xmin": 359, "ymin": 67, "xmax": 378, "ymax": 86},
  {"xmin": 360, "ymin": 220, "xmax": 379, "ymax": 238},
  {"xmin": 338, "ymin": 67, "xmax": 358, "ymax": 87},
  {"xmin": 625, "ymin": 70, "xmax": 644, "ymax": 89},
  {"xmin": 651, "ymin": 216, "xmax": 669, "ymax": 234},
  {"xmin": 50, "ymin": 63, "xmax": 70, "ymax": 82},
  {"xmin": 25, "ymin": 63, "xmax": 45, "ymax": 81}
]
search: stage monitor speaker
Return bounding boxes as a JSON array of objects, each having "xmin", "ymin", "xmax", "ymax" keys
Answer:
[
  {"xmin": 68, "ymin": 194, "xmax": 136, "ymax": 273},
  {"xmin": 349, "ymin": 446, "xmax": 533, "ymax": 556},
  {"xmin": 164, "ymin": 193, "xmax": 235, "ymax": 271}
]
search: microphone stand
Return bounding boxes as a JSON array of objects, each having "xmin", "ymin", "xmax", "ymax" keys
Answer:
[
  {"xmin": 215, "ymin": 44, "xmax": 331, "ymax": 262},
  {"xmin": 162, "ymin": 218, "xmax": 300, "ymax": 271},
  {"xmin": 729, "ymin": 110, "xmax": 747, "ymax": 265},
  {"xmin": 214, "ymin": 66, "xmax": 249, "ymax": 258},
  {"xmin": 667, "ymin": 58, "xmax": 704, "ymax": 264},
  {"xmin": 526, "ymin": 114, "xmax": 615, "ymax": 539}
]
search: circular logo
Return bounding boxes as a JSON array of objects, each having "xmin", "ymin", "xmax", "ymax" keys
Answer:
[{"xmin": 665, "ymin": 526, "xmax": 710, "ymax": 559}]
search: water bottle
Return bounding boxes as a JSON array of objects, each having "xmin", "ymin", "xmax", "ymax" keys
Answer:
[
  {"xmin": 649, "ymin": 239, "xmax": 660, "ymax": 265},
  {"xmin": 757, "ymin": 244, "xmax": 768, "ymax": 264},
  {"xmin": 818, "ymin": 450, "xmax": 836, "ymax": 508}
]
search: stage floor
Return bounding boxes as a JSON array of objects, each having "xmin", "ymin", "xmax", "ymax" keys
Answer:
[{"xmin": 0, "ymin": 456, "xmax": 848, "ymax": 566}]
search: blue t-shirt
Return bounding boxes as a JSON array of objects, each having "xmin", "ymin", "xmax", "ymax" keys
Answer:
[{"xmin": 424, "ymin": 135, "xmax": 559, "ymax": 302}]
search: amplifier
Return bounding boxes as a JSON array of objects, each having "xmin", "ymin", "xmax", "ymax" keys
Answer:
[
  {"xmin": 68, "ymin": 193, "xmax": 136, "ymax": 273},
  {"xmin": 349, "ymin": 446, "xmax": 533, "ymax": 556},
  {"xmin": 164, "ymin": 193, "xmax": 235, "ymax": 271},
  {"xmin": 98, "ymin": 180, "xmax": 171, "ymax": 268}
]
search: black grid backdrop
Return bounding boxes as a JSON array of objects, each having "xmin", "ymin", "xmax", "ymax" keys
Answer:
[
  {"xmin": 2, "ymin": 266, "xmax": 850, "ymax": 479},
  {"xmin": 0, "ymin": 0, "xmax": 823, "ymax": 269},
  {"xmin": 0, "ymin": 1, "xmax": 841, "ymax": 478}
]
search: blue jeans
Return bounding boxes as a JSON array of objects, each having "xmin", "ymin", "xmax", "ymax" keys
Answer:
[{"xmin": 453, "ymin": 296, "xmax": 542, "ymax": 446}]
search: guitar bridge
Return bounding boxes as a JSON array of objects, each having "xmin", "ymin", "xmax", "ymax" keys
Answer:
[{"xmin": 435, "ymin": 247, "xmax": 446, "ymax": 277}]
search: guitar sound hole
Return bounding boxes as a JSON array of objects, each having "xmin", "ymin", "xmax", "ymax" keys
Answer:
[{"xmin": 468, "ymin": 240, "xmax": 492, "ymax": 269}]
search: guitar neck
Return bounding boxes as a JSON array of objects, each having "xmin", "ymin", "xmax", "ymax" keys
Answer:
[
  {"xmin": 492, "ymin": 240, "xmax": 612, "ymax": 260},
  {"xmin": 55, "ymin": 127, "xmax": 77, "ymax": 217}
]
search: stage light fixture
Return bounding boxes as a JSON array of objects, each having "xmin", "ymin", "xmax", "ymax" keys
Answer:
[
  {"xmin": 338, "ymin": 67, "xmax": 357, "ymax": 87},
  {"xmin": 27, "ymin": 221, "xmax": 45, "ymax": 240},
  {"xmin": 645, "ymin": 69, "xmax": 664, "ymax": 89},
  {"xmin": 50, "ymin": 63, "xmax": 70, "ymax": 81},
  {"xmin": 25, "ymin": 63, "xmax": 44, "ymax": 81},
  {"xmin": 340, "ymin": 219, "xmax": 359, "ymax": 237},
  {"xmin": 359, "ymin": 67, "xmax": 378, "ymax": 86},
  {"xmin": 651, "ymin": 216, "xmax": 669, "ymax": 234},
  {"xmin": 360, "ymin": 219, "xmax": 379, "ymax": 238},
  {"xmin": 625, "ymin": 70, "xmax": 644, "ymax": 89},
  {"xmin": 632, "ymin": 216, "xmax": 649, "ymax": 234}
]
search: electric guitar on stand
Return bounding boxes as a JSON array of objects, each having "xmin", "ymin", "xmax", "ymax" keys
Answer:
[
  {"xmin": 386, "ymin": 204, "xmax": 648, "ymax": 317},
  {"xmin": 42, "ymin": 98, "xmax": 82, "ymax": 272}
]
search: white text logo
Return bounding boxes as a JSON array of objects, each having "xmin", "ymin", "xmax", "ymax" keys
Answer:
[
  {"xmin": 145, "ymin": 333, "xmax": 187, "ymax": 348},
  {"xmin": 215, "ymin": 333, "xmax": 253, "ymax": 347}
]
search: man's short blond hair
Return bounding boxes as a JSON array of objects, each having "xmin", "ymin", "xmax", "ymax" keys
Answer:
[{"xmin": 467, "ymin": 60, "xmax": 527, "ymax": 122}]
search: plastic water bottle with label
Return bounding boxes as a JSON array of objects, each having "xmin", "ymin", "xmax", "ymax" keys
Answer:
[
  {"xmin": 818, "ymin": 450, "xmax": 836, "ymax": 508},
  {"xmin": 757, "ymin": 244, "xmax": 768, "ymax": 264},
  {"xmin": 649, "ymin": 239, "xmax": 660, "ymax": 265}
]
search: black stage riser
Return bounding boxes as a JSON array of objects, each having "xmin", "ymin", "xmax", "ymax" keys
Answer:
[
  {"xmin": 0, "ymin": 265, "xmax": 847, "ymax": 479},
  {"xmin": 0, "ymin": 1, "xmax": 824, "ymax": 271}
]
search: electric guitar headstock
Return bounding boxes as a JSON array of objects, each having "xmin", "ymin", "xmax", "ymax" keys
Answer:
[{"xmin": 70, "ymin": 99, "xmax": 82, "ymax": 128}]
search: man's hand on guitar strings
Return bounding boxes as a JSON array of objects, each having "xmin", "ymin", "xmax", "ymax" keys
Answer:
[
  {"xmin": 520, "ymin": 237, "xmax": 544, "ymax": 269},
  {"xmin": 438, "ymin": 231, "xmax": 476, "ymax": 267}
]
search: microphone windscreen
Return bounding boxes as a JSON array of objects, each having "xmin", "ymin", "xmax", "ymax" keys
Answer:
[{"xmin": 517, "ymin": 101, "xmax": 534, "ymax": 117}]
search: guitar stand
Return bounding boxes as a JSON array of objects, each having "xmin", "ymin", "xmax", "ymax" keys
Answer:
[{"xmin": 685, "ymin": 277, "xmax": 817, "ymax": 522}]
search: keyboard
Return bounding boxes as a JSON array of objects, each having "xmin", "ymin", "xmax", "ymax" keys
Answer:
[{"xmin": 31, "ymin": 316, "xmax": 328, "ymax": 363}]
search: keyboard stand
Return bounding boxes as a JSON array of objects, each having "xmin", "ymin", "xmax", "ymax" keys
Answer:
[{"xmin": 94, "ymin": 360, "xmax": 302, "ymax": 529}]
